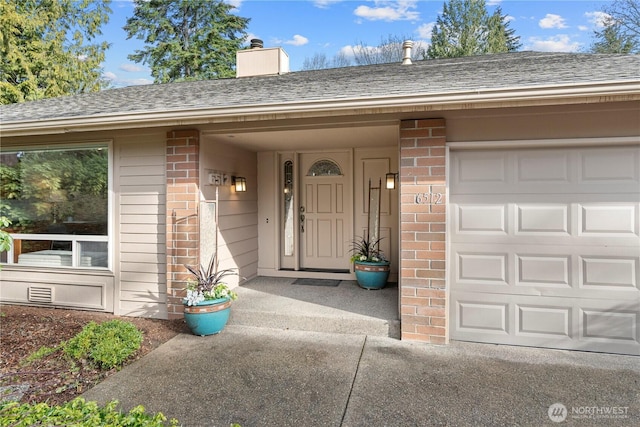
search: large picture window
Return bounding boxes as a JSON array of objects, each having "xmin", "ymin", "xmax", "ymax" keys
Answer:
[{"xmin": 0, "ymin": 144, "xmax": 109, "ymax": 268}]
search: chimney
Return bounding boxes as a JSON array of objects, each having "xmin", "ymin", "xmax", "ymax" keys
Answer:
[
  {"xmin": 236, "ymin": 39, "xmax": 290, "ymax": 78},
  {"xmin": 250, "ymin": 38, "xmax": 263, "ymax": 49},
  {"xmin": 402, "ymin": 40, "xmax": 413, "ymax": 65}
]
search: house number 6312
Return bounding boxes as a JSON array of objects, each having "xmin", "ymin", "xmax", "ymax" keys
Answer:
[{"xmin": 415, "ymin": 192, "xmax": 444, "ymax": 205}]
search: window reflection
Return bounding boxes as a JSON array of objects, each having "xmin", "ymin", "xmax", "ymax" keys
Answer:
[
  {"xmin": 283, "ymin": 161, "xmax": 294, "ymax": 257},
  {"xmin": 307, "ymin": 159, "xmax": 342, "ymax": 176}
]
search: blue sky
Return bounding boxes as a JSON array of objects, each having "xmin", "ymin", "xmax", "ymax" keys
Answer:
[{"xmin": 102, "ymin": 0, "xmax": 614, "ymax": 87}]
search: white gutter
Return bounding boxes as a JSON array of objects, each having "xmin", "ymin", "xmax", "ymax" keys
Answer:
[{"xmin": 1, "ymin": 80, "xmax": 639, "ymax": 137}]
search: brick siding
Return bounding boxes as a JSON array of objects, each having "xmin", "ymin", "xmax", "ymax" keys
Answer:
[
  {"xmin": 166, "ymin": 130, "xmax": 200, "ymax": 319},
  {"xmin": 399, "ymin": 119, "xmax": 448, "ymax": 343}
]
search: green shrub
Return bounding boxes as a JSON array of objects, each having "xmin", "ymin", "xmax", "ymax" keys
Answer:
[
  {"xmin": 63, "ymin": 320, "xmax": 144, "ymax": 370},
  {"xmin": 0, "ymin": 398, "xmax": 179, "ymax": 426}
]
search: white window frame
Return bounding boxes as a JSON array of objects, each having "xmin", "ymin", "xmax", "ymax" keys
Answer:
[{"xmin": 0, "ymin": 140, "xmax": 113, "ymax": 271}]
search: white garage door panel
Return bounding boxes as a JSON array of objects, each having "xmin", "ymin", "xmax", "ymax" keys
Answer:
[
  {"xmin": 452, "ymin": 243, "xmax": 639, "ymax": 299},
  {"xmin": 452, "ymin": 147, "xmax": 640, "ymax": 195},
  {"xmin": 452, "ymin": 292, "xmax": 639, "ymax": 354},
  {"xmin": 450, "ymin": 145, "xmax": 640, "ymax": 355}
]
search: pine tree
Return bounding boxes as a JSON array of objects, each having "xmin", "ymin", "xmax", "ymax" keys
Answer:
[
  {"xmin": 591, "ymin": 17, "xmax": 635, "ymax": 53},
  {"xmin": 426, "ymin": 0, "xmax": 520, "ymax": 59},
  {"xmin": 124, "ymin": 0, "xmax": 250, "ymax": 83},
  {"xmin": 590, "ymin": 0, "xmax": 639, "ymax": 53},
  {"xmin": 0, "ymin": 0, "xmax": 111, "ymax": 104}
]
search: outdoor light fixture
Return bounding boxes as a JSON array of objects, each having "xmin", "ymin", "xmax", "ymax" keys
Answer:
[
  {"xmin": 232, "ymin": 176, "xmax": 247, "ymax": 192},
  {"xmin": 386, "ymin": 172, "xmax": 398, "ymax": 190}
]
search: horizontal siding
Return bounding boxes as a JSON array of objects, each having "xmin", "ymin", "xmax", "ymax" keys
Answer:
[
  {"xmin": 200, "ymin": 141, "xmax": 258, "ymax": 288},
  {"xmin": 116, "ymin": 136, "xmax": 167, "ymax": 317},
  {"xmin": 120, "ymin": 214, "xmax": 165, "ymax": 225},
  {"xmin": 217, "ymin": 212, "xmax": 258, "ymax": 230},
  {"xmin": 217, "ymin": 200, "xmax": 258, "ymax": 286},
  {"xmin": 120, "ymin": 243, "xmax": 164, "ymax": 253},
  {"xmin": 121, "ymin": 261, "xmax": 166, "ymax": 275},
  {"xmin": 118, "ymin": 300, "xmax": 167, "ymax": 319},
  {"xmin": 121, "ymin": 194, "xmax": 164, "ymax": 205},
  {"xmin": 119, "ymin": 175, "xmax": 165, "ymax": 186}
]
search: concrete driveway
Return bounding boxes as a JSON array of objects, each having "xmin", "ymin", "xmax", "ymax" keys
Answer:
[{"xmin": 83, "ymin": 325, "xmax": 640, "ymax": 427}]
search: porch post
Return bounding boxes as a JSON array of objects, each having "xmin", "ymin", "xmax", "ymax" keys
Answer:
[
  {"xmin": 166, "ymin": 130, "xmax": 200, "ymax": 319},
  {"xmin": 399, "ymin": 119, "xmax": 447, "ymax": 343}
]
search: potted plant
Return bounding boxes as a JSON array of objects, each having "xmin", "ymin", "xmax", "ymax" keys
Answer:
[
  {"xmin": 183, "ymin": 254, "xmax": 238, "ymax": 336},
  {"xmin": 350, "ymin": 235, "xmax": 390, "ymax": 290}
]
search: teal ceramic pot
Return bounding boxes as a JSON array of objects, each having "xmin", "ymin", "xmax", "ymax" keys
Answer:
[
  {"xmin": 354, "ymin": 261, "xmax": 390, "ymax": 290},
  {"xmin": 182, "ymin": 297, "xmax": 232, "ymax": 336}
]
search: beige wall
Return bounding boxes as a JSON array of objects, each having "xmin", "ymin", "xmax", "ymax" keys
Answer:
[
  {"xmin": 114, "ymin": 130, "xmax": 168, "ymax": 318},
  {"xmin": 257, "ymin": 151, "xmax": 277, "ymax": 272},
  {"xmin": 444, "ymin": 101, "xmax": 640, "ymax": 142},
  {"xmin": 200, "ymin": 138, "xmax": 259, "ymax": 287}
]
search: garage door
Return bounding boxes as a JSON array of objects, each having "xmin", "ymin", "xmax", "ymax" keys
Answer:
[{"xmin": 450, "ymin": 145, "xmax": 640, "ymax": 355}]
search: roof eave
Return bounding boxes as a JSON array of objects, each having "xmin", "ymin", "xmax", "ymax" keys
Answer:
[{"xmin": 1, "ymin": 81, "xmax": 639, "ymax": 138}]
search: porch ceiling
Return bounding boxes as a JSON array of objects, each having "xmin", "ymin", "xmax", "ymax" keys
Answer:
[{"xmin": 200, "ymin": 121, "xmax": 399, "ymax": 151}]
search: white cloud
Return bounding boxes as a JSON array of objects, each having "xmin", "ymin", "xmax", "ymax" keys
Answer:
[
  {"xmin": 539, "ymin": 13, "xmax": 568, "ymax": 29},
  {"xmin": 103, "ymin": 71, "xmax": 152, "ymax": 87},
  {"xmin": 119, "ymin": 63, "xmax": 144, "ymax": 72},
  {"xmin": 417, "ymin": 22, "xmax": 435, "ymax": 40},
  {"xmin": 585, "ymin": 11, "xmax": 611, "ymax": 28},
  {"xmin": 487, "ymin": 0, "xmax": 502, "ymax": 5},
  {"xmin": 338, "ymin": 45, "xmax": 357, "ymax": 61},
  {"xmin": 226, "ymin": 0, "xmax": 243, "ymax": 8},
  {"xmin": 354, "ymin": 1, "xmax": 420, "ymax": 22},
  {"xmin": 313, "ymin": 0, "xmax": 342, "ymax": 8},
  {"xmin": 284, "ymin": 35, "xmax": 309, "ymax": 46},
  {"xmin": 527, "ymin": 35, "xmax": 581, "ymax": 52}
]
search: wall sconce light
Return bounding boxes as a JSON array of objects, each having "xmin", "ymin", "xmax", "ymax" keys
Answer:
[
  {"xmin": 232, "ymin": 176, "xmax": 247, "ymax": 192},
  {"xmin": 386, "ymin": 172, "xmax": 398, "ymax": 190}
]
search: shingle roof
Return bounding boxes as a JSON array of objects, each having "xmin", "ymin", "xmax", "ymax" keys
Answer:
[{"xmin": 1, "ymin": 51, "xmax": 639, "ymax": 124}]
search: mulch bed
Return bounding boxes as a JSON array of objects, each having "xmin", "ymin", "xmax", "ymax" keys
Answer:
[{"xmin": 0, "ymin": 304, "xmax": 188, "ymax": 406}]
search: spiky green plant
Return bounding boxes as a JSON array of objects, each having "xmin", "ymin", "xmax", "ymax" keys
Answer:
[
  {"xmin": 183, "ymin": 254, "xmax": 238, "ymax": 305},
  {"xmin": 350, "ymin": 235, "xmax": 386, "ymax": 263}
]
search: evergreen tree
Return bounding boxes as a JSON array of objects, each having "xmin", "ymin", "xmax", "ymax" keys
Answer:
[
  {"xmin": 124, "ymin": 0, "xmax": 249, "ymax": 83},
  {"xmin": 590, "ymin": 0, "xmax": 639, "ymax": 53},
  {"xmin": 426, "ymin": 0, "xmax": 520, "ymax": 59},
  {"xmin": 0, "ymin": 0, "xmax": 111, "ymax": 104},
  {"xmin": 591, "ymin": 16, "xmax": 635, "ymax": 53}
]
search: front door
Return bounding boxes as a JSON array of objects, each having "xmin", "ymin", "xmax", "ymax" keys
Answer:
[{"xmin": 299, "ymin": 152, "xmax": 352, "ymax": 271}]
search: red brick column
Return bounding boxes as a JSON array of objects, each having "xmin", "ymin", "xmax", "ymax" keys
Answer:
[
  {"xmin": 399, "ymin": 119, "xmax": 447, "ymax": 343},
  {"xmin": 166, "ymin": 130, "xmax": 200, "ymax": 319}
]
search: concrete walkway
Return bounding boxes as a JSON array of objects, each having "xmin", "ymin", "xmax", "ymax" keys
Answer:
[
  {"xmin": 83, "ymin": 324, "xmax": 640, "ymax": 426},
  {"xmin": 229, "ymin": 277, "xmax": 400, "ymax": 338}
]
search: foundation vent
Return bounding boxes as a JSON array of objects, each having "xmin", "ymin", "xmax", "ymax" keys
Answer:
[{"xmin": 28, "ymin": 286, "xmax": 54, "ymax": 303}]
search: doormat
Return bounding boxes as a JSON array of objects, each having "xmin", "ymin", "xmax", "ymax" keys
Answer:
[{"xmin": 292, "ymin": 278, "xmax": 341, "ymax": 287}]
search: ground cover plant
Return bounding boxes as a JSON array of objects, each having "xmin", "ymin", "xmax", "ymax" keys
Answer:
[{"xmin": 0, "ymin": 305, "xmax": 186, "ymax": 408}]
